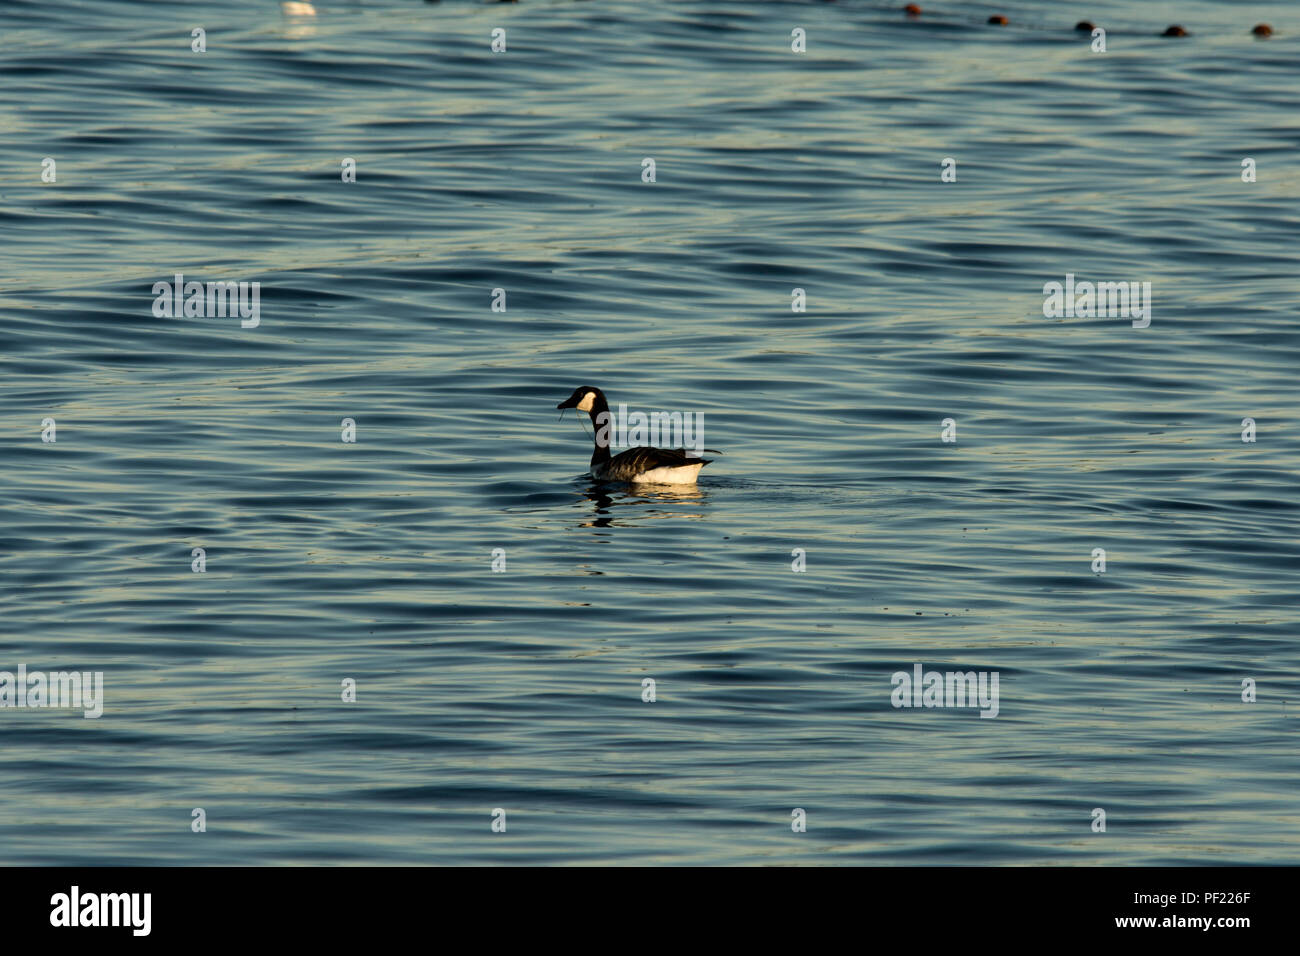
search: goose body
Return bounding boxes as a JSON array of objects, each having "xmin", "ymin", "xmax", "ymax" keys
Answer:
[{"xmin": 556, "ymin": 386, "xmax": 716, "ymax": 485}]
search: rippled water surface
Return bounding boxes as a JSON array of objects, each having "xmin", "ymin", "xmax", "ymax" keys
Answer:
[{"xmin": 2, "ymin": 0, "xmax": 1298, "ymax": 864}]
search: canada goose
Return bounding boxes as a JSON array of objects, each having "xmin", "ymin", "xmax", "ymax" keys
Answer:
[{"xmin": 556, "ymin": 386, "xmax": 717, "ymax": 484}]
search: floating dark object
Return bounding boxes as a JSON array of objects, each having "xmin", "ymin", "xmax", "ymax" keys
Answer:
[
  {"xmin": 1075, "ymin": 21, "xmax": 1095, "ymax": 32},
  {"xmin": 1162, "ymin": 25, "xmax": 1188, "ymax": 37},
  {"xmin": 988, "ymin": 15, "xmax": 1008, "ymax": 26},
  {"xmin": 1252, "ymin": 24, "xmax": 1273, "ymax": 37},
  {"xmin": 904, "ymin": 3, "xmax": 922, "ymax": 16}
]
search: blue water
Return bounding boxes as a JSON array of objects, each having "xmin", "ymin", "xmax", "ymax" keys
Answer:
[{"xmin": 2, "ymin": 0, "xmax": 1298, "ymax": 864}]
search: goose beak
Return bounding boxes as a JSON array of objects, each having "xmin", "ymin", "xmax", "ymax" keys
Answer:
[{"xmin": 557, "ymin": 397, "xmax": 576, "ymax": 410}]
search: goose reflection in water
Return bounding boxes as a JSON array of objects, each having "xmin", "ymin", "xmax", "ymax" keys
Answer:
[{"xmin": 574, "ymin": 482, "xmax": 708, "ymax": 529}]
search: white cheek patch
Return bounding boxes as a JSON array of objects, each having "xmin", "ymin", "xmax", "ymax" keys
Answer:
[{"xmin": 575, "ymin": 392, "xmax": 596, "ymax": 412}]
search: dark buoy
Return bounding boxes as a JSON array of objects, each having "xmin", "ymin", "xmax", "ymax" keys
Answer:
[
  {"xmin": 1162, "ymin": 25, "xmax": 1188, "ymax": 37},
  {"xmin": 904, "ymin": 3, "xmax": 922, "ymax": 17},
  {"xmin": 988, "ymin": 14, "xmax": 1008, "ymax": 26},
  {"xmin": 1075, "ymin": 21, "xmax": 1095, "ymax": 32},
  {"xmin": 1252, "ymin": 24, "xmax": 1273, "ymax": 37}
]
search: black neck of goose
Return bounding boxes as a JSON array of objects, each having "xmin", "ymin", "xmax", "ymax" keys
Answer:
[{"xmin": 588, "ymin": 393, "xmax": 612, "ymax": 465}]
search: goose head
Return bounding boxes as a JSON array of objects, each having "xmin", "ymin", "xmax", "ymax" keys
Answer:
[{"xmin": 557, "ymin": 386, "xmax": 606, "ymax": 414}]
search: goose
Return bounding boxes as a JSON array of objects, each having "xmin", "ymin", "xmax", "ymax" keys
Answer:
[{"xmin": 556, "ymin": 386, "xmax": 717, "ymax": 484}]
